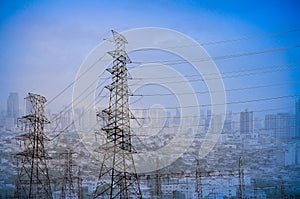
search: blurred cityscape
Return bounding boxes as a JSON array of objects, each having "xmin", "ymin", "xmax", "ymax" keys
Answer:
[{"xmin": 0, "ymin": 92, "xmax": 299, "ymax": 198}]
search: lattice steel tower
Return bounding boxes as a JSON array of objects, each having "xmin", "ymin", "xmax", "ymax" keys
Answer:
[
  {"xmin": 195, "ymin": 159, "xmax": 202, "ymax": 199},
  {"xmin": 61, "ymin": 149, "xmax": 82, "ymax": 199},
  {"xmin": 14, "ymin": 93, "xmax": 52, "ymax": 199},
  {"xmin": 93, "ymin": 30, "xmax": 142, "ymax": 199},
  {"xmin": 238, "ymin": 157, "xmax": 245, "ymax": 199}
]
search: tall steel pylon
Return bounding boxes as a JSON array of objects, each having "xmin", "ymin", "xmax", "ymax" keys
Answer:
[
  {"xmin": 195, "ymin": 159, "xmax": 202, "ymax": 199},
  {"xmin": 61, "ymin": 149, "xmax": 82, "ymax": 199},
  {"xmin": 154, "ymin": 172, "xmax": 162, "ymax": 198},
  {"xmin": 238, "ymin": 157, "xmax": 245, "ymax": 199},
  {"xmin": 14, "ymin": 93, "xmax": 52, "ymax": 199},
  {"xmin": 93, "ymin": 30, "xmax": 142, "ymax": 198}
]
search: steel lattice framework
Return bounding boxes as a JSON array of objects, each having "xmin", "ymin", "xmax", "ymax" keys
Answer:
[
  {"xmin": 14, "ymin": 93, "xmax": 52, "ymax": 199},
  {"xmin": 61, "ymin": 149, "xmax": 82, "ymax": 199},
  {"xmin": 195, "ymin": 159, "xmax": 202, "ymax": 199},
  {"xmin": 238, "ymin": 157, "xmax": 245, "ymax": 199},
  {"xmin": 93, "ymin": 30, "xmax": 142, "ymax": 199}
]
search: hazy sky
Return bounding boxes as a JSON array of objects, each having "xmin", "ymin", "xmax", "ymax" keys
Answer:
[{"xmin": 0, "ymin": 0, "xmax": 299, "ymax": 116}]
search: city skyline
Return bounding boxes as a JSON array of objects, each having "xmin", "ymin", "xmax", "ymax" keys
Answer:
[
  {"xmin": 1, "ymin": 91, "xmax": 299, "ymax": 139},
  {"xmin": 0, "ymin": 91, "xmax": 299, "ymax": 198}
]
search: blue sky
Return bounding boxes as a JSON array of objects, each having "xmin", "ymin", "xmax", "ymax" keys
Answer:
[{"xmin": 0, "ymin": 0, "xmax": 299, "ymax": 116}]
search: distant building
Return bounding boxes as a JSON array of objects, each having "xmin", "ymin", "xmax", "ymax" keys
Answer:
[
  {"xmin": 296, "ymin": 100, "xmax": 300, "ymax": 137},
  {"xmin": 285, "ymin": 143, "xmax": 296, "ymax": 166},
  {"xmin": 244, "ymin": 189, "xmax": 267, "ymax": 199},
  {"xmin": 211, "ymin": 114, "xmax": 223, "ymax": 133},
  {"xmin": 205, "ymin": 110, "xmax": 211, "ymax": 132},
  {"xmin": 276, "ymin": 113, "xmax": 294, "ymax": 138},
  {"xmin": 264, "ymin": 113, "xmax": 294, "ymax": 138},
  {"xmin": 296, "ymin": 143, "xmax": 300, "ymax": 165},
  {"xmin": 254, "ymin": 117, "xmax": 263, "ymax": 129},
  {"xmin": 6, "ymin": 92, "xmax": 19, "ymax": 125},
  {"xmin": 264, "ymin": 114, "xmax": 277, "ymax": 132},
  {"xmin": 240, "ymin": 109, "xmax": 253, "ymax": 135},
  {"xmin": 208, "ymin": 192, "xmax": 224, "ymax": 199},
  {"xmin": 26, "ymin": 95, "xmax": 33, "ymax": 114},
  {"xmin": 173, "ymin": 108, "xmax": 180, "ymax": 125},
  {"xmin": 0, "ymin": 111, "xmax": 5, "ymax": 128},
  {"xmin": 223, "ymin": 111, "xmax": 232, "ymax": 132}
]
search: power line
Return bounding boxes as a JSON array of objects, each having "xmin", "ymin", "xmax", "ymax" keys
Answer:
[
  {"xmin": 90, "ymin": 63, "xmax": 300, "ymax": 108},
  {"xmin": 128, "ymin": 65, "xmax": 300, "ymax": 86},
  {"xmin": 200, "ymin": 28, "xmax": 300, "ymax": 46},
  {"xmin": 50, "ymin": 48, "xmax": 299, "ymax": 116},
  {"xmin": 131, "ymin": 116, "xmax": 297, "ymax": 130},
  {"xmin": 46, "ymin": 54, "xmax": 107, "ymax": 107},
  {"xmin": 129, "ymin": 62, "xmax": 300, "ymax": 79},
  {"xmin": 131, "ymin": 105, "xmax": 294, "ymax": 119},
  {"xmin": 42, "ymin": 29, "xmax": 300, "ymax": 140},
  {"xmin": 131, "ymin": 81, "xmax": 300, "ymax": 97},
  {"xmin": 130, "ymin": 94, "xmax": 299, "ymax": 110},
  {"xmin": 49, "ymin": 92, "xmax": 108, "ymax": 141},
  {"xmin": 132, "ymin": 45, "xmax": 300, "ymax": 65},
  {"xmin": 49, "ymin": 76, "xmax": 109, "ymax": 124},
  {"xmin": 44, "ymin": 30, "xmax": 300, "ymax": 107},
  {"xmin": 46, "ymin": 80, "xmax": 108, "ymax": 140},
  {"xmin": 46, "ymin": 46, "xmax": 300, "ymax": 110},
  {"xmin": 126, "ymin": 28, "xmax": 300, "ymax": 51},
  {"xmin": 96, "ymin": 105, "xmax": 296, "ymax": 134},
  {"xmin": 48, "ymin": 79, "xmax": 293, "ymax": 140},
  {"xmin": 46, "ymin": 75, "xmax": 107, "ymax": 141},
  {"xmin": 48, "ymin": 75, "xmax": 109, "ymax": 141},
  {"xmin": 46, "ymin": 63, "xmax": 299, "ymax": 137},
  {"xmin": 48, "ymin": 69, "xmax": 298, "ymax": 137}
]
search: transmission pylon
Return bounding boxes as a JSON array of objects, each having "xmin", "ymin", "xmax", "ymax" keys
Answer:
[
  {"xmin": 253, "ymin": 179, "xmax": 257, "ymax": 199},
  {"xmin": 155, "ymin": 171, "xmax": 162, "ymax": 198},
  {"xmin": 14, "ymin": 93, "xmax": 52, "ymax": 199},
  {"xmin": 93, "ymin": 30, "xmax": 142, "ymax": 198},
  {"xmin": 280, "ymin": 181, "xmax": 287, "ymax": 199},
  {"xmin": 195, "ymin": 159, "xmax": 202, "ymax": 199},
  {"xmin": 238, "ymin": 157, "xmax": 245, "ymax": 199},
  {"xmin": 61, "ymin": 149, "xmax": 82, "ymax": 199}
]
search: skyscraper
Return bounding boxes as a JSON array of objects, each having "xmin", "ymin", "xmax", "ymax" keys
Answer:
[
  {"xmin": 6, "ymin": 92, "xmax": 19, "ymax": 124},
  {"xmin": 264, "ymin": 113, "xmax": 295, "ymax": 138},
  {"xmin": 264, "ymin": 114, "xmax": 277, "ymax": 132},
  {"xmin": 296, "ymin": 100, "xmax": 300, "ymax": 138},
  {"xmin": 223, "ymin": 111, "xmax": 233, "ymax": 132},
  {"xmin": 240, "ymin": 109, "xmax": 253, "ymax": 134},
  {"xmin": 276, "ymin": 113, "xmax": 294, "ymax": 138},
  {"xmin": 205, "ymin": 110, "xmax": 211, "ymax": 132}
]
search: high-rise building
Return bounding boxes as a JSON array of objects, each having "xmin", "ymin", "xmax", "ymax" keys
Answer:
[
  {"xmin": 223, "ymin": 111, "xmax": 232, "ymax": 132},
  {"xmin": 265, "ymin": 113, "xmax": 295, "ymax": 138},
  {"xmin": 240, "ymin": 109, "xmax": 253, "ymax": 134},
  {"xmin": 205, "ymin": 110, "xmax": 211, "ymax": 132},
  {"xmin": 6, "ymin": 92, "xmax": 19, "ymax": 124},
  {"xmin": 173, "ymin": 108, "xmax": 180, "ymax": 125},
  {"xmin": 264, "ymin": 114, "xmax": 277, "ymax": 132},
  {"xmin": 296, "ymin": 100, "xmax": 300, "ymax": 138},
  {"xmin": 277, "ymin": 113, "xmax": 294, "ymax": 138},
  {"xmin": 211, "ymin": 114, "xmax": 223, "ymax": 133}
]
